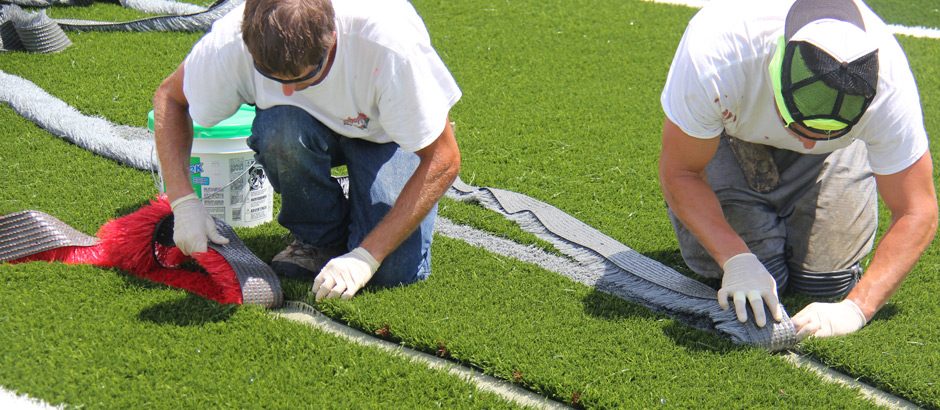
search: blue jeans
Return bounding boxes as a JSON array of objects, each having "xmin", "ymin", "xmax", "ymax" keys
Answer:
[{"xmin": 247, "ymin": 105, "xmax": 434, "ymax": 286}]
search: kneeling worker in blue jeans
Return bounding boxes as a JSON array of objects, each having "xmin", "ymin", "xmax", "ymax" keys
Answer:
[{"xmin": 152, "ymin": 0, "xmax": 461, "ymax": 301}]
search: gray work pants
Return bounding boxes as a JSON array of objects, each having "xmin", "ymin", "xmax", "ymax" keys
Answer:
[{"xmin": 668, "ymin": 136, "xmax": 877, "ymax": 298}]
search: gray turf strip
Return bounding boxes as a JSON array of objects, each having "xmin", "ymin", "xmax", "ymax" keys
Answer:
[
  {"xmin": 0, "ymin": 70, "xmax": 157, "ymax": 170},
  {"xmin": 435, "ymin": 217, "xmax": 595, "ymax": 284},
  {"xmin": 119, "ymin": 0, "xmax": 206, "ymax": 16},
  {"xmin": 55, "ymin": 0, "xmax": 242, "ymax": 32},
  {"xmin": 446, "ymin": 179, "xmax": 798, "ymax": 350}
]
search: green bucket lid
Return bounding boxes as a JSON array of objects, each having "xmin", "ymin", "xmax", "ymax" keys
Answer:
[{"xmin": 147, "ymin": 104, "xmax": 256, "ymax": 139}]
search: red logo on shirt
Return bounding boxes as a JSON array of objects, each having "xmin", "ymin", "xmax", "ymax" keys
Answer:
[{"xmin": 343, "ymin": 113, "xmax": 370, "ymax": 130}]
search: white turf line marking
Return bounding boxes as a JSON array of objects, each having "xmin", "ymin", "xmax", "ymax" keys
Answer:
[
  {"xmin": 643, "ymin": 0, "xmax": 940, "ymax": 40},
  {"xmin": 783, "ymin": 352, "xmax": 921, "ymax": 409},
  {"xmin": 0, "ymin": 388, "xmax": 60, "ymax": 410},
  {"xmin": 273, "ymin": 301, "xmax": 570, "ymax": 410}
]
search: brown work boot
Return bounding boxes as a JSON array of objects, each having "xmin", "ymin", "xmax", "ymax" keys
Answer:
[{"xmin": 270, "ymin": 239, "xmax": 346, "ymax": 279}]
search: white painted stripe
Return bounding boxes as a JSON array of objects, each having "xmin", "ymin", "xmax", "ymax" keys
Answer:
[
  {"xmin": 0, "ymin": 387, "xmax": 60, "ymax": 410},
  {"xmin": 642, "ymin": 0, "xmax": 940, "ymax": 39},
  {"xmin": 887, "ymin": 24, "xmax": 940, "ymax": 40},
  {"xmin": 273, "ymin": 302, "xmax": 570, "ymax": 410},
  {"xmin": 783, "ymin": 351, "xmax": 921, "ymax": 409}
]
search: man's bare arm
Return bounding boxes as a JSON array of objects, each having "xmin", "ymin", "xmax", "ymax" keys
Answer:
[
  {"xmin": 359, "ymin": 119, "xmax": 461, "ymax": 262},
  {"xmin": 659, "ymin": 117, "xmax": 747, "ymax": 265},
  {"xmin": 152, "ymin": 64, "xmax": 196, "ymax": 203},
  {"xmin": 849, "ymin": 152, "xmax": 938, "ymax": 319}
]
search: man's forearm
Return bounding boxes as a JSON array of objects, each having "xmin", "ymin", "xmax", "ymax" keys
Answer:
[
  {"xmin": 848, "ymin": 212, "xmax": 937, "ymax": 319},
  {"xmin": 153, "ymin": 67, "xmax": 195, "ymax": 202},
  {"xmin": 359, "ymin": 155, "xmax": 458, "ymax": 262},
  {"xmin": 661, "ymin": 172, "xmax": 749, "ymax": 266},
  {"xmin": 853, "ymin": 153, "xmax": 940, "ymax": 320},
  {"xmin": 359, "ymin": 120, "xmax": 460, "ymax": 263},
  {"xmin": 658, "ymin": 122, "xmax": 749, "ymax": 267}
]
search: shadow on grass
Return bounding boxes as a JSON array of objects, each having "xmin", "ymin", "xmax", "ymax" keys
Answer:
[
  {"xmin": 236, "ymin": 229, "xmax": 291, "ymax": 263},
  {"xmin": 138, "ymin": 294, "xmax": 237, "ymax": 326},
  {"xmin": 661, "ymin": 321, "xmax": 738, "ymax": 353},
  {"xmin": 581, "ymin": 248, "xmax": 745, "ymax": 353},
  {"xmin": 871, "ymin": 304, "xmax": 900, "ymax": 322},
  {"xmin": 581, "ymin": 289, "xmax": 658, "ymax": 320},
  {"xmin": 582, "ymin": 289, "xmax": 740, "ymax": 353},
  {"xmin": 113, "ymin": 198, "xmax": 157, "ymax": 219}
]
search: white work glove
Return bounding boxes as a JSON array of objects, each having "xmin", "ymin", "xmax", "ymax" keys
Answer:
[
  {"xmin": 169, "ymin": 193, "xmax": 229, "ymax": 255},
  {"xmin": 792, "ymin": 299, "xmax": 868, "ymax": 340},
  {"xmin": 718, "ymin": 253, "xmax": 783, "ymax": 327},
  {"xmin": 313, "ymin": 247, "xmax": 380, "ymax": 302}
]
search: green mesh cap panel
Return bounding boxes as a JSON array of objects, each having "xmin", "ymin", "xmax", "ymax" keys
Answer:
[
  {"xmin": 788, "ymin": 42, "xmax": 876, "ymax": 128},
  {"xmin": 770, "ymin": 0, "xmax": 879, "ymax": 139},
  {"xmin": 778, "ymin": 40, "xmax": 878, "ymax": 134}
]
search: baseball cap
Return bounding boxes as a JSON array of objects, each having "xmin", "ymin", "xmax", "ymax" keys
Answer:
[{"xmin": 769, "ymin": 0, "xmax": 879, "ymax": 140}]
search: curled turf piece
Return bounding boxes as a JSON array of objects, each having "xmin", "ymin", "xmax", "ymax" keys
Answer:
[
  {"xmin": 0, "ymin": 196, "xmax": 283, "ymax": 308},
  {"xmin": 0, "ymin": 70, "xmax": 157, "ymax": 171},
  {"xmin": 11, "ymin": 8, "xmax": 70, "ymax": 53},
  {"xmin": 0, "ymin": 6, "xmax": 26, "ymax": 51}
]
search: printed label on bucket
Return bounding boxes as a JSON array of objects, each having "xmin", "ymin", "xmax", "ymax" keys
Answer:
[
  {"xmin": 188, "ymin": 152, "xmax": 273, "ymax": 228},
  {"xmin": 189, "ymin": 156, "xmax": 208, "ymax": 197}
]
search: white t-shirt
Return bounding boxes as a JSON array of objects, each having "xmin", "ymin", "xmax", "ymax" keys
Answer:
[
  {"xmin": 661, "ymin": 0, "xmax": 927, "ymax": 175},
  {"xmin": 182, "ymin": 0, "xmax": 461, "ymax": 153}
]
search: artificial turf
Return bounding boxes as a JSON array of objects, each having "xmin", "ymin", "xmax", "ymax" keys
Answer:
[
  {"xmin": 1, "ymin": 0, "xmax": 938, "ymax": 408},
  {"xmin": 866, "ymin": 0, "xmax": 940, "ymax": 30},
  {"xmin": 0, "ymin": 263, "xmax": 521, "ymax": 409},
  {"xmin": 0, "ymin": 105, "xmax": 524, "ymax": 408}
]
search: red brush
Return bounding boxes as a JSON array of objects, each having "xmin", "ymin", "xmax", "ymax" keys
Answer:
[{"xmin": 1, "ymin": 196, "xmax": 282, "ymax": 307}]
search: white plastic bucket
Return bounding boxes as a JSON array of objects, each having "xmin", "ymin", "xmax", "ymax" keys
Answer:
[{"xmin": 149, "ymin": 105, "xmax": 273, "ymax": 228}]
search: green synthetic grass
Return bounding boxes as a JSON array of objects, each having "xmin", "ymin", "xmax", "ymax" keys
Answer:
[
  {"xmin": 0, "ymin": 106, "xmax": 519, "ymax": 409},
  {"xmin": 0, "ymin": 263, "xmax": 519, "ymax": 409},
  {"xmin": 1, "ymin": 0, "xmax": 938, "ymax": 408},
  {"xmin": 866, "ymin": 0, "xmax": 940, "ymax": 30},
  {"xmin": 310, "ymin": 237, "xmax": 879, "ymax": 409}
]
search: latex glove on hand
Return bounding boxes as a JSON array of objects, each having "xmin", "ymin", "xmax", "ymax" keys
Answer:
[
  {"xmin": 718, "ymin": 253, "xmax": 783, "ymax": 327},
  {"xmin": 313, "ymin": 247, "xmax": 380, "ymax": 302},
  {"xmin": 169, "ymin": 193, "xmax": 229, "ymax": 255},
  {"xmin": 792, "ymin": 299, "xmax": 868, "ymax": 339}
]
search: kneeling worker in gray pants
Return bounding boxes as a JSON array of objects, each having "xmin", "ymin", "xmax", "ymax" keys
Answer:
[{"xmin": 658, "ymin": 0, "xmax": 937, "ymax": 338}]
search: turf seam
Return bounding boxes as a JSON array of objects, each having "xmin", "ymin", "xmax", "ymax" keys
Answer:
[
  {"xmin": 434, "ymin": 217, "xmax": 922, "ymax": 409},
  {"xmin": 446, "ymin": 180, "xmax": 798, "ymax": 350},
  {"xmin": 272, "ymin": 301, "xmax": 571, "ymax": 410},
  {"xmin": 782, "ymin": 350, "xmax": 921, "ymax": 409}
]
